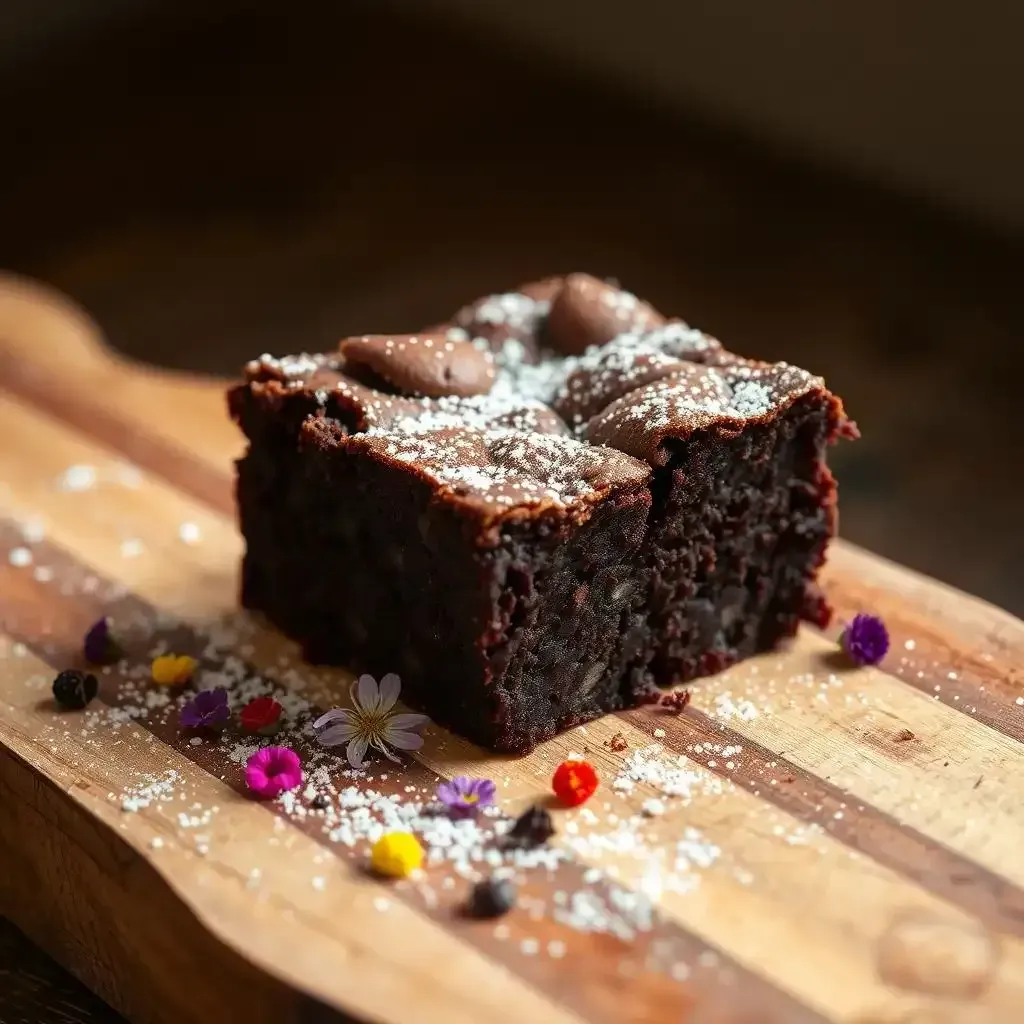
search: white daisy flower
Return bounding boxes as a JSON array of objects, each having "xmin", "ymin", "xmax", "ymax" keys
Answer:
[{"xmin": 313, "ymin": 673, "xmax": 429, "ymax": 769}]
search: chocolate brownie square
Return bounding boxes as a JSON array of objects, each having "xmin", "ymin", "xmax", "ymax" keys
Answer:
[{"xmin": 229, "ymin": 273, "xmax": 854, "ymax": 752}]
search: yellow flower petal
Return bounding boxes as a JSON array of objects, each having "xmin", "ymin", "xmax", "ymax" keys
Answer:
[
  {"xmin": 370, "ymin": 832, "xmax": 424, "ymax": 878},
  {"xmin": 151, "ymin": 654, "xmax": 198, "ymax": 686}
]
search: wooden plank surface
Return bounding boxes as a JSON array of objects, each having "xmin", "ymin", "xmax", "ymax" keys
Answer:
[{"xmin": 2, "ymin": 274, "xmax": 1023, "ymax": 1024}]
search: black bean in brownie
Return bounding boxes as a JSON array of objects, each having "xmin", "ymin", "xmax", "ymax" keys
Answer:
[{"xmin": 229, "ymin": 273, "xmax": 855, "ymax": 753}]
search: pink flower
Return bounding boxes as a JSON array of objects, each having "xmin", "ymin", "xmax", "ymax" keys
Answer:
[{"xmin": 244, "ymin": 746, "xmax": 302, "ymax": 799}]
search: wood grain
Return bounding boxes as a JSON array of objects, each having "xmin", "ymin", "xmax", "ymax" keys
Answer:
[{"xmin": 2, "ymin": 274, "xmax": 1023, "ymax": 1024}]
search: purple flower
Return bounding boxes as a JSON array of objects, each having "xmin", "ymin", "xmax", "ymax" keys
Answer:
[
  {"xmin": 436, "ymin": 776, "xmax": 497, "ymax": 817},
  {"xmin": 180, "ymin": 687, "xmax": 230, "ymax": 730},
  {"xmin": 83, "ymin": 616, "xmax": 122, "ymax": 666},
  {"xmin": 841, "ymin": 614, "xmax": 889, "ymax": 666}
]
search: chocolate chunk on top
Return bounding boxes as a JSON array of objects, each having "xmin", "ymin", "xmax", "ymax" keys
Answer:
[
  {"xmin": 236, "ymin": 272, "xmax": 840, "ymax": 511},
  {"xmin": 545, "ymin": 272, "xmax": 664, "ymax": 355},
  {"xmin": 339, "ymin": 333, "xmax": 495, "ymax": 399},
  {"xmin": 345, "ymin": 426, "xmax": 650, "ymax": 516}
]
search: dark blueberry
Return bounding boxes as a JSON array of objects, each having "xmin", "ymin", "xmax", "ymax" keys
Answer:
[
  {"xmin": 310, "ymin": 793, "xmax": 331, "ymax": 810},
  {"xmin": 467, "ymin": 877, "xmax": 516, "ymax": 919},
  {"xmin": 505, "ymin": 804, "xmax": 555, "ymax": 847},
  {"xmin": 52, "ymin": 669, "xmax": 99, "ymax": 710}
]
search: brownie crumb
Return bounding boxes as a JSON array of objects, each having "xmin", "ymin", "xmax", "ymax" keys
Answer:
[
  {"xmin": 467, "ymin": 877, "xmax": 517, "ymax": 919},
  {"xmin": 894, "ymin": 728, "xmax": 915, "ymax": 742},
  {"xmin": 660, "ymin": 689, "xmax": 692, "ymax": 713},
  {"xmin": 505, "ymin": 805, "xmax": 555, "ymax": 847},
  {"xmin": 605, "ymin": 731, "xmax": 628, "ymax": 753},
  {"xmin": 637, "ymin": 690, "xmax": 663, "ymax": 706},
  {"xmin": 310, "ymin": 793, "xmax": 331, "ymax": 810}
]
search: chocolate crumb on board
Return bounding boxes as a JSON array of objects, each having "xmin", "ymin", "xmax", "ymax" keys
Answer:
[
  {"xmin": 894, "ymin": 728, "xmax": 915, "ymax": 742},
  {"xmin": 660, "ymin": 690, "xmax": 692, "ymax": 713},
  {"xmin": 605, "ymin": 731, "xmax": 629, "ymax": 753}
]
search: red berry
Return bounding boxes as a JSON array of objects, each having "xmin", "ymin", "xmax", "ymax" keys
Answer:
[{"xmin": 552, "ymin": 759, "xmax": 599, "ymax": 807}]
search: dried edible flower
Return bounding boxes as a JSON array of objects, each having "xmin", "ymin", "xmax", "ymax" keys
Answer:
[
  {"xmin": 552, "ymin": 759, "xmax": 599, "ymax": 807},
  {"xmin": 83, "ymin": 617, "xmax": 122, "ymax": 666},
  {"xmin": 314, "ymin": 674, "xmax": 428, "ymax": 769},
  {"xmin": 151, "ymin": 654, "xmax": 198, "ymax": 686},
  {"xmin": 244, "ymin": 746, "xmax": 303, "ymax": 799},
  {"xmin": 436, "ymin": 776, "xmax": 496, "ymax": 817},
  {"xmin": 370, "ymin": 832, "xmax": 424, "ymax": 878},
  {"xmin": 180, "ymin": 688, "xmax": 230, "ymax": 730},
  {"xmin": 52, "ymin": 669, "xmax": 99, "ymax": 710},
  {"xmin": 841, "ymin": 614, "xmax": 889, "ymax": 666},
  {"xmin": 466, "ymin": 877, "xmax": 516, "ymax": 919},
  {"xmin": 240, "ymin": 695, "xmax": 283, "ymax": 735}
]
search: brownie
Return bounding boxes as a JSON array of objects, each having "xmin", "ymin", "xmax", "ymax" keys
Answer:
[{"xmin": 229, "ymin": 273, "xmax": 855, "ymax": 753}]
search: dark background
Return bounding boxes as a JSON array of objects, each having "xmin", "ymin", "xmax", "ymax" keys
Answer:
[{"xmin": 1, "ymin": 2, "xmax": 1022, "ymax": 1017}]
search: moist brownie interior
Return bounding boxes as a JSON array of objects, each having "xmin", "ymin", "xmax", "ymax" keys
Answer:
[{"xmin": 229, "ymin": 273, "xmax": 854, "ymax": 752}]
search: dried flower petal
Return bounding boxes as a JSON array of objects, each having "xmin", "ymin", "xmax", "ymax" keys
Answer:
[
  {"xmin": 552, "ymin": 759, "xmax": 599, "ymax": 807},
  {"xmin": 436, "ymin": 776, "xmax": 496, "ymax": 817},
  {"xmin": 244, "ymin": 746, "xmax": 303, "ymax": 799},
  {"xmin": 314, "ymin": 674, "xmax": 428, "ymax": 768},
  {"xmin": 841, "ymin": 614, "xmax": 889, "ymax": 666},
  {"xmin": 181, "ymin": 688, "xmax": 230, "ymax": 730},
  {"xmin": 152, "ymin": 654, "xmax": 198, "ymax": 686},
  {"xmin": 240, "ymin": 696, "xmax": 283, "ymax": 735},
  {"xmin": 370, "ymin": 832, "xmax": 424, "ymax": 878}
]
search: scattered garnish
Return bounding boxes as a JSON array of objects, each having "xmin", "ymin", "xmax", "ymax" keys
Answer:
[
  {"xmin": 660, "ymin": 689, "xmax": 692, "ymax": 713},
  {"xmin": 240, "ymin": 695, "xmax": 283, "ymax": 735},
  {"xmin": 466, "ymin": 877, "xmax": 517, "ymax": 919},
  {"xmin": 313, "ymin": 674, "xmax": 429, "ymax": 769},
  {"xmin": 244, "ymin": 746, "xmax": 303, "ymax": 799},
  {"xmin": 505, "ymin": 804, "xmax": 555, "ymax": 847},
  {"xmin": 180, "ymin": 688, "xmax": 230, "ymax": 731},
  {"xmin": 151, "ymin": 654, "xmax": 198, "ymax": 686},
  {"xmin": 841, "ymin": 614, "xmax": 889, "ymax": 666},
  {"xmin": 310, "ymin": 793, "xmax": 331, "ymax": 811},
  {"xmin": 52, "ymin": 669, "xmax": 99, "ymax": 710},
  {"xmin": 83, "ymin": 617, "xmax": 122, "ymax": 666},
  {"xmin": 436, "ymin": 776, "xmax": 496, "ymax": 817},
  {"xmin": 370, "ymin": 832, "xmax": 424, "ymax": 878},
  {"xmin": 605, "ymin": 732, "xmax": 628, "ymax": 753},
  {"xmin": 552, "ymin": 759, "xmax": 599, "ymax": 807}
]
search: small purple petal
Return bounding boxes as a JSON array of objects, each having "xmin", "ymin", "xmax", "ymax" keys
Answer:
[
  {"xmin": 387, "ymin": 730, "xmax": 424, "ymax": 752},
  {"xmin": 313, "ymin": 707, "xmax": 352, "ymax": 731},
  {"xmin": 180, "ymin": 687, "xmax": 230, "ymax": 730},
  {"xmin": 377, "ymin": 673, "xmax": 402, "ymax": 712},
  {"xmin": 346, "ymin": 736, "xmax": 369, "ymax": 769},
  {"xmin": 387, "ymin": 712, "xmax": 429, "ymax": 732},
  {"xmin": 317, "ymin": 722, "xmax": 357, "ymax": 748},
  {"xmin": 437, "ymin": 775, "xmax": 496, "ymax": 816},
  {"xmin": 842, "ymin": 614, "xmax": 889, "ymax": 666}
]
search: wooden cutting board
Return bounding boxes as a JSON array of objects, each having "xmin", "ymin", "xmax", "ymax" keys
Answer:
[{"xmin": 2, "ymin": 274, "xmax": 1023, "ymax": 1024}]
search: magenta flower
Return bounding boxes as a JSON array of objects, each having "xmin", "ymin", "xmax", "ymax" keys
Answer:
[
  {"xmin": 841, "ymin": 613, "xmax": 889, "ymax": 666},
  {"xmin": 314, "ymin": 674, "xmax": 429, "ymax": 769},
  {"xmin": 437, "ymin": 776, "xmax": 497, "ymax": 817},
  {"xmin": 180, "ymin": 687, "xmax": 230, "ymax": 730},
  {"xmin": 244, "ymin": 746, "xmax": 303, "ymax": 799}
]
